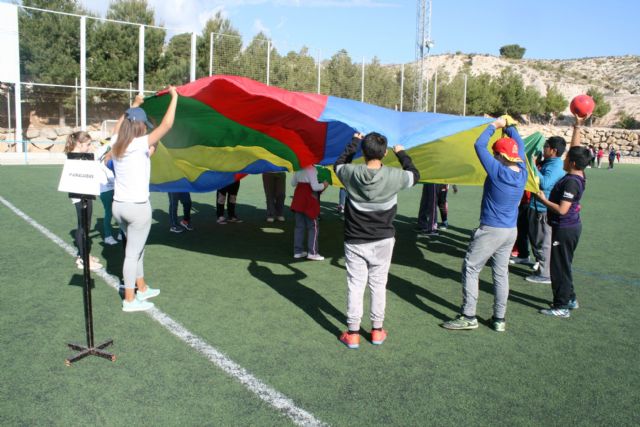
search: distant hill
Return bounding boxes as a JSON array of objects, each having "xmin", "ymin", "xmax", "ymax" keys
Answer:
[{"xmin": 417, "ymin": 54, "xmax": 640, "ymax": 126}]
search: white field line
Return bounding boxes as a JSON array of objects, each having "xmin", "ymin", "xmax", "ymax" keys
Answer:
[{"xmin": 0, "ymin": 195, "xmax": 327, "ymax": 427}]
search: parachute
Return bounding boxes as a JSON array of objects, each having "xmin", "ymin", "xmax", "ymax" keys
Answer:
[{"xmin": 142, "ymin": 75, "xmax": 540, "ymax": 193}]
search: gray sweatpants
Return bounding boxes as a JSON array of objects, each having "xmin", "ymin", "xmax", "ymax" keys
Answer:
[
  {"xmin": 112, "ymin": 200, "xmax": 152, "ymax": 289},
  {"xmin": 527, "ymin": 208, "xmax": 552, "ymax": 278},
  {"xmin": 345, "ymin": 237, "xmax": 395, "ymax": 331},
  {"xmin": 461, "ymin": 225, "xmax": 517, "ymax": 319}
]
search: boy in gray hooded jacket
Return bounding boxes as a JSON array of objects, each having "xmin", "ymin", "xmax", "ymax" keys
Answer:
[{"xmin": 334, "ymin": 132, "xmax": 420, "ymax": 348}]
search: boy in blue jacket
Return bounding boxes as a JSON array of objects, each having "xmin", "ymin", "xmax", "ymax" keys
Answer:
[{"xmin": 443, "ymin": 117, "xmax": 527, "ymax": 332}]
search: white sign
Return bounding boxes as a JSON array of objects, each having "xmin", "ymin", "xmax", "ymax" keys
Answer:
[
  {"xmin": 0, "ymin": 3, "xmax": 20, "ymax": 83},
  {"xmin": 58, "ymin": 159, "xmax": 102, "ymax": 196}
]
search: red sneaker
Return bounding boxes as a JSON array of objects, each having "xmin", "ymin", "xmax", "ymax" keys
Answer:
[
  {"xmin": 339, "ymin": 331, "xmax": 360, "ymax": 349},
  {"xmin": 371, "ymin": 329, "xmax": 387, "ymax": 345}
]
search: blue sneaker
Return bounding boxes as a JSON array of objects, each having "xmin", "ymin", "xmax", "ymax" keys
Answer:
[
  {"xmin": 137, "ymin": 287, "xmax": 160, "ymax": 301},
  {"xmin": 567, "ymin": 299, "xmax": 579, "ymax": 310}
]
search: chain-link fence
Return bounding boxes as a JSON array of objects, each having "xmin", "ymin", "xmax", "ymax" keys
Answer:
[{"xmin": 1, "ymin": 5, "xmax": 468, "ymax": 160}]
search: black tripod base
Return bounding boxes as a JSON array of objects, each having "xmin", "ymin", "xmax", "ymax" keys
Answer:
[{"xmin": 65, "ymin": 339, "xmax": 115, "ymax": 365}]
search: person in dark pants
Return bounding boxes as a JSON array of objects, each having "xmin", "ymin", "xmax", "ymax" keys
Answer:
[
  {"xmin": 168, "ymin": 192, "xmax": 193, "ymax": 233},
  {"xmin": 608, "ymin": 148, "xmax": 616, "ymax": 169},
  {"xmin": 535, "ymin": 114, "xmax": 591, "ymax": 318},
  {"xmin": 216, "ymin": 181, "xmax": 242, "ymax": 224},
  {"xmin": 64, "ymin": 131, "xmax": 103, "ymax": 271},
  {"xmin": 510, "ymin": 191, "xmax": 533, "ymax": 265},
  {"xmin": 262, "ymin": 172, "xmax": 286, "ymax": 222},
  {"xmin": 436, "ymin": 184, "xmax": 457, "ymax": 229},
  {"xmin": 415, "ymin": 183, "xmax": 439, "ymax": 236}
]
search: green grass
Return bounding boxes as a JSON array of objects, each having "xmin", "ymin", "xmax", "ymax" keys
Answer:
[{"xmin": 1, "ymin": 165, "xmax": 638, "ymax": 426}]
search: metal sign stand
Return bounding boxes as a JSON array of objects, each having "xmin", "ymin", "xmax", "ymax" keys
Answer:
[{"xmin": 65, "ymin": 192, "xmax": 115, "ymax": 365}]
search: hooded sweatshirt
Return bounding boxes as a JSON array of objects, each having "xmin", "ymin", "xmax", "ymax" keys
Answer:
[{"xmin": 335, "ymin": 137, "xmax": 419, "ymax": 243}]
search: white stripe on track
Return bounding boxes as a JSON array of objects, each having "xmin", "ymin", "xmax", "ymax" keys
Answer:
[{"xmin": 0, "ymin": 195, "xmax": 326, "ymax": 427}]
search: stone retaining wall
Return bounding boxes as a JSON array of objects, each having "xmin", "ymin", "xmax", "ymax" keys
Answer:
[
  {"xmin": 518, "ymin": 124, "xmax": 640, "ymax": 157},
  {"xmin": 2, "ymin": 123, "xmax": 640, "ymax": 160}
]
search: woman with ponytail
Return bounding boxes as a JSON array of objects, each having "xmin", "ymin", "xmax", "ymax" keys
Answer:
[{"xmin": 110, "ymin": 86, "xmax": 178, "ymax": 312}]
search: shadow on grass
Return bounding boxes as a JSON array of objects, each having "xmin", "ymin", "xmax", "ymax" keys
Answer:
[
  {"xmin": 247, "ymin": 260, "xmax": 345, "ymax": 336},
  {"xmin": 68, "ymin": 274, "xmax": 95, "ymax": 289}
]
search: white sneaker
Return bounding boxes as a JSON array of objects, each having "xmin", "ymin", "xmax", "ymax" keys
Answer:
[
  {"xmin": 76, "ymin": 257, "xmax": 102, "ymax": 271},
  {"xmin": 307, "ymin": 253, "xmax": 325, "ymax": 261},
  {"xmin": 294, "ymin": 251, "xmax": 308, "ymax": 259},
  {"xmin": 104, "ymin": 236, "xmax": 118, "ymax": 245},
  {"xmin": 136, "ymin": 287, "xmax": 160, "ymax": 301},
  {"xmin": 217, "ymin": 216, "xmax": 227, "ymax": 224},
  {"xmin": 276, "ymin": 216, "xmax": 285, "ymax": 222},
  {"xmin": 122, "ymin": 298, "xmax": 154, "ymax": 312},
  {"xmin": 266, "ymin": 217, "xmax": 275, "ymax": 223}
]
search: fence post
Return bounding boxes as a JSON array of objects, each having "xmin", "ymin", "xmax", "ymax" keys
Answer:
[
  {"xmin": 209, "ymin": 32, "xmax": 213, "ymax": 76},
  {"xmin": 400, "ymin": 63, "xmax": 404, "ymax": 112},
  {"xmin": 6, "ymin": 86, "xmax": 11, "ymax": 130},
  {"xmin": 80, "ymin": 16, "xmax": 87, "ymax": 130},
  {"xmin": 138, "ymin": 25, "xmax": 145, "ymax": 94},
  {"xmin": 463, "ymin": 74, "xmax": 467, "ymax": 116},
  {"xmin": 433, "ymin": 68, "xmax": 438, "ymax": 113},
  {"xmin": 361, "ymin": 57, "xmax": 365, "ymax": 102},
  {"xmin": 266, "ymin": 40, "xmax": 271, "ymax": 86},
  {"xmin": 190, "ymin": 32, "xmax": 196, "ymax": 82},
  {"xmin": 75, "ymin": 77, "xmax": 78, "ymax": 127},
  {"xmin": 317, "ymin": 50, "xmax": 321, "ymax": 94}
]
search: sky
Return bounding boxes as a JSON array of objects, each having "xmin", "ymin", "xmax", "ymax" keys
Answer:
[{"xmin": 19, "ymin": 0, "xmax": 640, "ymax": 63}]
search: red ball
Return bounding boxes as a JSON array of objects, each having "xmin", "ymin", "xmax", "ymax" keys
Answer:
[{"xmin": 570, "ymin": 95, "xmax": 595, "ymax": 118}]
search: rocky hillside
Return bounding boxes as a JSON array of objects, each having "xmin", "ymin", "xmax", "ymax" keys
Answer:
[{"xmin": 421, "ymin": 54, "xmax": 640, "ymax": 126}]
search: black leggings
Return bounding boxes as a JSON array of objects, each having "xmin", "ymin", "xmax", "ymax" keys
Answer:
[{"xmin": 74, "ymin": 199, "xmax": 93, "ymax": 258}]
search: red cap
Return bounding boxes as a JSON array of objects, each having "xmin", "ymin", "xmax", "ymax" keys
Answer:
[{"xmin": 492, "ymin": 137, "xmax": 522, "ymax": 163}]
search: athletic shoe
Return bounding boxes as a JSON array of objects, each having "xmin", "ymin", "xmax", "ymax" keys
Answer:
[
  {"xmin": 437, "ymin": 222, "xmax": 448, "ymax": 230},
  {"xmin": 532, "ymin": 262, "xmax": 540, "ymax": 272},
  {"xmin": 371, "ymin": 329, "xmax": 387, "ymax": 345},
  {"xmin": 549, "ymin": 300, "xmax": 580, "ymax": 310},
  {"xmin": 509, "ymin": 256, "xmax": 531, "ymax": 265},
  {"xmin": 228, "ymin": 217, "xmax": 243, "ymax": 223},
  {"xmin": 104, "ymin": 236, "xmax": 118, "ymax": 246},
  {"xmin": 276, "ymin": 216, "xmax": 286, "ymax": 222},
  {"xmin": 170, "ymin": 226, "xmax": 184, "ymax": 233},
  {"xmin": 122, "ymin": 298, "xmax": 154, "ymax": 312},
  {"xmin": 76, "ymin": 257, "xmax": 102, "ymax": 271},
  {"xmin": 442, "ymin": 316, "xmax": 478, "ymax": 330},
  {"xmin": 307, "ymin": 253, "xmax": 325, "ymax": 261},
  {"xmin": 539, "ymin": 307, "xmax": 570, "ymax": 318},
  {"xmin": 217, "ymin": 216, "xmax": 227, "ymax": 224},
  {"xmin": 336, "ymin": 205, "xmax": 344, "ymax": 214},
  {"xmin": 339, "ymin": 331, "xmax": 360, "ymax": 349},
  {"xmin": 136, "ymin": 286, "xmax": 160, "ymax": 301},
  {"xmin": 117, "ymin": 232, "xmax": 124, "ymax": 241},
  {"xmin": 293, "ymin": 251, "xmax": 308, "ymax": 259},
  {"xmin": 492, "ymin": 319, "xmax": 506, "ymax": 332},
  {"xmin": 180, "ymin": 219, "xmax": 194, "ymax": 231},
  {"xmin": 525, "ymin": 275, "xmax": 551, "ymax": 284},
  {"xmin": 266, "ymin": 217, "xmax": 275, "ymax": 223}
]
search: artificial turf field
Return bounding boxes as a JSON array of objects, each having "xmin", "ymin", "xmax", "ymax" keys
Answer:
[{"xmin": 1, "ymin": 164, "xmax": 638, "ymax": 426}]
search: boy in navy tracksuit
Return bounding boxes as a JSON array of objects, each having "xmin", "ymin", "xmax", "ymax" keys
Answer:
[{"xmin": 535, "ymin": 115, "xmax": 591, "ymax": 318}]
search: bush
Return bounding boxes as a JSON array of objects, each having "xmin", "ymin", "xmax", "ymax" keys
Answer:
[{"xmin": 499, "ymin": 44, "xmax": 526, "ymax": 59}]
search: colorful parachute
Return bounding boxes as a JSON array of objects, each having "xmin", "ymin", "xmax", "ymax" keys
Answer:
[{"xmin": 142, "ymin": 75, "xmax": 540, "ymax": 193}]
